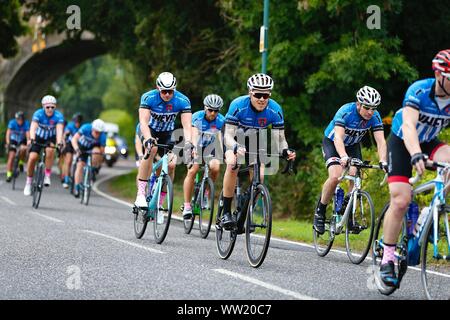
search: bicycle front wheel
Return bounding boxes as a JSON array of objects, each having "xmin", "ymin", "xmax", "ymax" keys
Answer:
[
  {"xmin": 82, "ymin": 168, "xmax": 91, "ymax": 206},
  {"xmin": 153, "ymin": 174, "xmax": 173, "ymax": 244},
  {"xmin": 345, "ymin": 190, "xmax": 375, "ymax": 265},
  {"xmin": 32, "ymin": 163, "xmax": 44, "ymax": 209},
  {"xmin": 313, "ymin": 196, "xmax": 335, "ymax": 257},
  {"xmin": 12, "ymin": 155, "xmax": 19, "ymax": 190},
  {"xmin": 421, "ymin": 206, "xmax": 450, "ymax": 300},
  {"xmin": 245, "ymin": 184, "xmax": 272, "ymax": 268},
  {"xmin": 134, "ymin": 206, "xmax": 149, "ymax": 239},
  {"xmin": 199, "ymin": 177, "xmax": 214, "ymax": 239},
  {"xmin": 215, "ymin": 191, "xmax": 237, "ymax": 260}
]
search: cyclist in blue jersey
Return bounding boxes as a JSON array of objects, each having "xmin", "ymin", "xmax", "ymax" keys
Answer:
[
  {"xmin": 182, "ymin": 94, "xmax": 225, "ymax": 219},
  {"xmin": 71, "ymin": 119, "xmax": 106, "ymax": 198},
  {"xmin": 313, "ymin": 86, "xmax": 387, "ymax": 234},
  {"xmin": 220, "ymin": 74, "xmax": 296, "ymax": 230},
  {"xmin": 378, "ymin": 49, "xmax": 450, "ymax": 288},
  {"xmin": 24, "ymin": 95, "xmax": 65, "ymax": 196},
  {"xmin": 135, "ymin": 72, "xmax": 193, "ymax": 208},
  {"xmin": 5, "ymin": 111, "xmax": 30, "ymax": 182},
  {"xmin": 61, "ymin": 113, "xmax": 84, "ymax": 188}
]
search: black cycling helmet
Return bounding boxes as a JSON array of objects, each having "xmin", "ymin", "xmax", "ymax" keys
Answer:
[
  {"xmin": 15, "ymin": 111, "xmax": 25, "ymax": 120},
  {"xmin": 72, "ymin": 112, "xmax": 83, "ymax": 123}
]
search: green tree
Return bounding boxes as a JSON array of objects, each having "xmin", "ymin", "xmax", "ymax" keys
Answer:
[{"xmin": 0, "ymin": 0, "xmax": 28, "ymax": 58}]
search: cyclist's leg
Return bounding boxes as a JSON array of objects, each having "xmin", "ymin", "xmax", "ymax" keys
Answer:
[
  {"xmin": 183, "ymin": 163, "xmax": 199, "ymax": 203},
  {"xmin": 6, "ymin": 142, "xmax": 17, "ymax": 180},
  {"xmin": 221, "ymin": 149, "xmax": 239, "ymax": 229},
  {"xmin": 91, "ymin": 146, "xmax": 103, "ymax": 172},
  {"xmin": 44, "ymin": 137, "xmax": 57, "ymax": 184},
  {"xmin": 135, "ymin": 145, "xmax": 157, "ymax": 206},
  {"xmin": 25, "ymin": 143, "xmax": 41, "ymax": 195},
  {"xmin": 209, "ymin": 159, "xmax": 220, "ymax": 182}
]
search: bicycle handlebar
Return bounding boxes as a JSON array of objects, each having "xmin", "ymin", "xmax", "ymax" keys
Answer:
[
  {"xmin": 337, "ymin": 158, "xmax": 386, "ymax": 184},
  {"xmin": 409, "ymin": 159, "xmax": 450, "ymax": 185},
  {"xmin": 231, "ymin": 149, "xmax": 296, "ymax": 174},
  {"xmin": 143, "ymin": 143, "xmax": 178, "ymax": 160}
]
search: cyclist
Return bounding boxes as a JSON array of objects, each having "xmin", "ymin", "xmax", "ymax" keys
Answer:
[
  {"xmin": 134, "ymin": 72, "xmax": 193, "ymax": 208},
  {"xmin": 182, "ymin": 94, "xmax": 225, "ymax": 219},
  {"xmin": 220, "ymin": 73, "xmax": 296, "ymax": 230},
  {"xmin": 5, "ymin": 111, "xmax": 30, "ymax": 182},
  {"xmin": 62, "ymin": 113, "xmax": 84, "ymax": 188},
  {"xmin": 313, "ymin": 86, "xmax": 387, "ymax": 234},
  {"xmin": 57, "ymin": 120, "xmax": 68, "ymax": 183},
  {"xmin": 378, "ymin": 49, "xmax": 450, "ymax": 287},
  {"xmin": 71, "ymin": 119, "xmax": 106, "ymax": 198},
  {"xmin": 24, "ymin": 95, "xmax": 64, "ymax": 196}
]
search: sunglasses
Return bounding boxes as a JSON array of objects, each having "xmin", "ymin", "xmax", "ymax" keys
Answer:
[
  {"xmin": 44, "ymin": 106, "xmax": 56, "ymax": 110},
  {"xmin": 361, "ymin": 104, "xmax": 377, "ymax": 111},
  {"xmin": 206, "ymin": 108, "xmax": 219, "ymax": 113},
  {"xmin": 160, "ymin": 90, "xmax": 174, "ymax": 95},
  {"xmin": 252, "ymin": 92, "xmax": 270, "ymax": 100}
]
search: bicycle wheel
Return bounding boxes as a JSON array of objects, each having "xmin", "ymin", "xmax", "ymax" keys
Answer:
[
  {"xmin": 32, "ymin": 163, "xmax": 44, "ymax": 209},
  {"xmin": 421, "ymin": 206, "xmax": 450, "ymax": 300},
  {"xmin": 215, "ymin": 191, "xmax": 237, "ymax": 260},
  {"xmin": 313, "ymin": 196, "xmax": 335, "ymax": 257},
  {"xmin": 134, "ymin": 206, "xmax": 149, "ymax": 239},
  {"xmin": 371, "ymin": 202, "xmax": 408, "ymax": 296},
  {"xmin": 153, "ymin": 174, "xmax": 173, "ymax": 244},
  {"xmin": 11, "ymin": 154, "xmax": 19, "ymax": 190},
  {"xmin": 183, "ymin": 203, "xmax": 195, "ymax": 234},
  {"xmin": 82, "ymin": 168, "xmax": 91, "ymax": 206},
  {"xmin": 245, "ymin": 184, "xmax": 272, "ymax": 268},
  {"xmin": 345, "ymin": 190, "xmax": 375, "ymax": 265},
  {"xmin": 69, "ymin": 162, "xmax": 76, "ymax": 195},
  {"xmin": 199, "ymin": 177, "xmax": 214, "ymax": 239}
]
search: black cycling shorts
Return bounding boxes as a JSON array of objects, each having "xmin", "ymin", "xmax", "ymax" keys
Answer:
[
  {"xmin": 30, "ymin": 136, "xmax": 56, "ymax": 154},
  {"xmin": 387, "ymin": 134, "xmax": 446, "ymax": 184},
  {"xmin": 139, "ymin": 127, "xmax": 174, "ymax": 158},
  {"xmin": 9, "ymin": 139, "xmax": 26, "ymax": 151},
  {"xmin": 322, "ymin": 137, "xmax": 362, "ymax": 168},
  {"xmin": 62, "ymin": 141, "xmax": 75, "ymax": 154}
]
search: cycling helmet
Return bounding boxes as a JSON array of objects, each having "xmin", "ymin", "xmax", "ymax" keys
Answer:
[
  {"xmin": 247, "ymin": 73, "xmax": 274, "ymax": 91},
  {"xmin": 15, "ymin": 111, "xmax": 25, "ymax": 120},
  {"xmin": 41, "ymin": 95, "xmax": 57, "ymax": 106},
  {"xmin": 203, "ymin": 94, "xmax": 224, "ymax": 110},
  {"xmin": 156, "ymin": 72, "xmax": 177, "ymax": 90},
  {"xmin": 432, "ymin": 49, "xmax": 450, "ymax": 79},
  {"xmin": 92, "ymin": 119, "xmax": 105, "ymax": 132},
  {"xmin": 356, "ymin": 86, "xmax": 381, "ymax": 107},
  {"xmin": 72, "ymin": 112, "xmax": 83, "ymax": 123}
]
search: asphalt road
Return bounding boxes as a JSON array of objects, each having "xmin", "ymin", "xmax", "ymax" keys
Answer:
[{"xmin": 0, "ymin": 159, "xmax": 447, "ymax": 300}]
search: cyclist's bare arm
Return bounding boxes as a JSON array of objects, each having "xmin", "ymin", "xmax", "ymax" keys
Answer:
[
  {"xmin": 29, "ymin": 121, "xmax": 38, "ymax": 141},
  {"xmin": 5, "ymin": 128, "xmax": 10, "ymax": 145},
  {"xmin": 373, "ymin": 130, "xmax": 387, "ymax": 163},
  {"xmin": 333, "ymin": 126, "xmax": 348, "ymax": 165},
  {"xmin": 71, "ymin": 133, "xmax": 81, "ymax": 152},
  {"xmin": 181, "ymin": 112, "xmax": 192, "ymax": 143},
  {"xmin": 139, "ymin": 108, "xmax": 152, "ymax": 143},
  {"xmin": 402, "ymin": 106, "xmax": 425, "ymax": 174},
  {"xmin": 272, "ymin": 128, "xmax": 295, "ymax": 160},
  {"xmin": 224, "ymin": 123, "xmax": 237, "ymax": 150},
  {"xmin": 56, "ymin": 123, "xmax": 64, "ymax": 145}
]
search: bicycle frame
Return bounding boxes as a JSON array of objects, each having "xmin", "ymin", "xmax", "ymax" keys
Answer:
[{"xmin": 146, "ymin": 151, "xmax": 170, "ymax": 214}]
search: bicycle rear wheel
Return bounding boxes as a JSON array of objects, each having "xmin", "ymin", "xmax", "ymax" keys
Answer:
[
  {"xmin": 183, "ymin": 205, "xmax": 195, "ymax": 234},
  {"xmin": 153, "ymin": 174, "xmax": 173, "ymax": 244},
  {"xmin": 82, "ymin": 168, "xmax": 91, "ymax": 206},
  {"xmin": 245, "ymin": 184, "xmax": 272, "ymax": 268},
  {"xmin": 32, "ymin": 163, "xmax": 44, "ymax": 209},
  {"xmin": 313, "ymin": 196, "xmax": 335, "ymax": 257},
  {"xmin": 199, "ymin": 177, "xmax": 214, "ymax": 239},
  {"xmin": 421, "ymin": 206, "xmax": 450, "ymax": 300},
  {"xmin": 345, "ymin": 190, "xmax": 375, "ymax": 264},
  {"xmin": 215, "ymin": 191, "xmax": 237, "ymax": 260},
  {"xmin": 69, "ymin": 161, "xmax": 76, "ymax": 195},
  {"xmin": 134, "ymin": 206, "xmax": 149, "ymax": 239}
]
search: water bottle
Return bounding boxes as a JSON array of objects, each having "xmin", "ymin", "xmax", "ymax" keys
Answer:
[
  {"xmin": 406, "ymin": 201, "xmax": 419, "ymax": 237},
  {"xmin": 148, "ymin": 173, "xmax": 157, "ymax": 195},
  {"xmin": 413, "ymin": 206, "xmax": 430, "ymax": 237},
  {"xmin": 334, "ymin": 186, "xmax": 344, "ymax": 215}
]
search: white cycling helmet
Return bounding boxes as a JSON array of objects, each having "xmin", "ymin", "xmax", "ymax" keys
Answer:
[
  {"xmin": 41, "ymin": 95, "xmax": 57, "ymax": 106},
  {"xmin": 203, "ymin": 94, "xmax": 223, "ymax": 110},
  {"xmin": 156, "ymin": 72, "xmax": 177, "ymax": 90},
  {"xmin": 247, "ymin": 73, "xmax": 274, "ymax": 91},
  {"xmin": 356, "ymin": 86, "xmax": 381, "ymax": 107},
  {"xmin": 92, "ymin": 119, "xmax": 105, "ymax": 132}
]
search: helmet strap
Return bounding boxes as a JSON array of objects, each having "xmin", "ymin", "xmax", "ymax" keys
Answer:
[{"xmin": 437, "ymin": 77, "xmax": 450, "ymax": 97}]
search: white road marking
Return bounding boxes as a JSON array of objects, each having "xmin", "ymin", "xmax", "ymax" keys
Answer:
[
  {"xmin": 82, "ymin": 230, "xmax": 164, "ymax": 254},
  {"xmin": 213, "ymin": 268, "xmax": 318, "ymax": 300},
  {"xmin": 27, "ymin": 210, "xmax": 64, "ymax": 223},
  {"xmin": 1, "ymin": 196, "xmax": 16, "ymax": 206}
]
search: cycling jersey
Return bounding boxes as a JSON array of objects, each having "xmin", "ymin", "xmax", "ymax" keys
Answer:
[
  {"xmin": 192, "ymin": 110, "xmax": 225, "ymax": 147},
  {"xmin": 324, "ymin": 102, "xmax": 383, "ymax": 146},
  {"xmin": 139, "ymin": 89, "xmax": 191, "ymax": 132},
  {"xmin": 8, "ymin": 119, "xmax": 30, "ymax": 143},
  {"xmin": 64, "ymin": 121, "xmax": 81, "ymax": 143},
  {"xmin": 77, "ymin": 124, "xmax": 107, "ymax": 149},
  {"xmin": 31, "ymin": 108, "xmax": 65, "ymax": 140},
  {"xmin": 391, "ymin": 78, "xmax": 450, "ymax": 143},
  {"xmin": 225, "ymin": 95, "xmax": 284, "ymax": 130}
]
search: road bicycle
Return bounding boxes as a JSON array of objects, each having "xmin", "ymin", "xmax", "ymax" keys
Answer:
[
  {"xmin": 313, "ymin": 158, "xmax": 386, "ymax": 264},
  {"xmin": 183, "ymin": 155, "xmax": 216, "ymax": 238},
  {"xmin": 79, "ymin": 150, "xmax": 104, "ymax": 206},
  {"xmin": 215, "ymin": 149, "xmax": 295, "ymax": 268},
  {"xmin": 372, "ymin": 157, "xmax": 450, "ymax": 299},
  {"xmin": 133, "ymin": 143, "xmax": 174, "ymax": 244},
  {"xmin": 30, "ymin": 141, "xmax": 57, "ymax": 209}
]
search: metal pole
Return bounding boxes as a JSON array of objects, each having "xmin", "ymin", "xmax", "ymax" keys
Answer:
[{"xmin": 261, "ymin": 0, "xmax": 269, "ymax": 74}]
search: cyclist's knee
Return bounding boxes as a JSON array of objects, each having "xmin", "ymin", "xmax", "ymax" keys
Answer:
[{"xmin": 390, "ymin": 193, "xmax": 411, "ymax": 213}]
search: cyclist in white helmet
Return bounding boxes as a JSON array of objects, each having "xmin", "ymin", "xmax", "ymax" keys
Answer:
[
  {"xmin": 314, "ymin": 86, "xmax": 387, "ymax": 234},
  {"xmin": 24, "ymin": 95, "xmax": 65, "ymax": 196},
  {"xmin": 182, "ymin": 94, "xmax": 226, "ymax": 219}
]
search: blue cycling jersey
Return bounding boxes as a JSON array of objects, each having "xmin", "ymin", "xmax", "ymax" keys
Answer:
[
  {"xmin": 192, "ymin": 110, "xmax": 225, "ymax": 147},
  {"xmin": 77, "ymin": 124, "xmax": 107, "ymax": 149},
  {"xmin": 391, "ymin": 78, "xmax": 450, "ymax": 143},
  {"xmin": 324, "ymin": 102, "xmax": 383, "ymax": 146},
  {"xmin": 139, "ymin": 89, "xmax": 191, "ymax": 132},
  {"xmin": 8, "ymin": 119, "xmax": 30, "ymax": 143},
  {"xmin": 31, "ymin": 108, "xmax": 65, "ymax": 140},
  {"xmin": 64, "ymin": 121, "xmax": 82, "ymax": 143},
  {"xmin": 225, "ymin": 95, "xmax": 284, "ymax": 130}
]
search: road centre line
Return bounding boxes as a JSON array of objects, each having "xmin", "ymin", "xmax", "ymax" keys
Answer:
[
  {"xmin": 1, "ymin": 196, "xmax": 16, "ymax": 206},
  {"xmin": 27, "ymin": 210, "xmax": 64, "ymax": 223}
]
